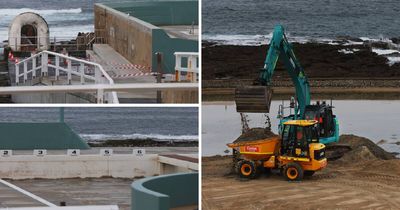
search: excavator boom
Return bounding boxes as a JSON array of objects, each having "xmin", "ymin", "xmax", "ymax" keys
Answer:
[{"xmin": 235, "ymin": 25, "xmax": 310, "ymax": 115}]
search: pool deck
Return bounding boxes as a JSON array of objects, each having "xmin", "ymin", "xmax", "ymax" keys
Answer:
[
  {"xmin": 0, "ymin": 147, "xmax": 198, "ymax": 210},
  {"xmin": 0, "ymin": 181, "xmax": 44, "ymax": 208}
]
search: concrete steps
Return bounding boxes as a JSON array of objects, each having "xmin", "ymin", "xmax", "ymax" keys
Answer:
[{"xmin": 0, "ymin": 60, "xmax": 12, "ymax": 103}]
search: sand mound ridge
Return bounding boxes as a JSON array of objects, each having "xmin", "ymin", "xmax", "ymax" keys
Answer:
[
  {"xmin": 338, "ymin": 134, "xmax": 395, "ymax": 160},
  {"xmin": 234, "ymin": 128, "xmax": 277, "ymax": 143}
]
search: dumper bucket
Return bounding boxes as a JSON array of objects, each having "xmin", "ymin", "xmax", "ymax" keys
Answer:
[{"xmin": 235, "ymin": 86, "xmax": 273, "ymax": 113}]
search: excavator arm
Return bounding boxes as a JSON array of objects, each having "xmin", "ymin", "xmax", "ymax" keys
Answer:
[{"xmin": 235, "ymin": 25, "xmax": 310, "ymax": 116}]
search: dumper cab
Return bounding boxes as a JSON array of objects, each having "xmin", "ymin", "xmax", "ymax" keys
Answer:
[{"xmin": 278, "ymin": 120, "xmax": 327, "ymax": 180}]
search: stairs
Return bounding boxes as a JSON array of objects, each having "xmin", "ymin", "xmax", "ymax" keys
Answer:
[{"xmin": 0, "ymin": 60, "xmax": 12, "ymax": 103}]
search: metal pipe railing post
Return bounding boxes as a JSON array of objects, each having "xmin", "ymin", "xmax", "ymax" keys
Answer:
[
  {"xmin": 42, "ymin": 53, "xmax": 48, "ymax": 76},
  {"xmin": 15, "ymin": 64, "xmax": 19, "ymax": 85},
  {"xmin": 94, "ymin": 66, "xmax": 100, "ymax": 84},
  {"xmin": 67, "ymin": 59, "xmax": 72, "ymax": 84},
  {"xmin": 32, "ymin": 56, "xmax": 36, "ymax": 78},
  {"xmin": 55, "ymin": 56, "xmax": 60, "ymax": 80},
  {"xmin": 80, "ymin": 63, "xmax": 85, "ymax": 84},
  {"xmin": 156, "ymin": 52, "xmax": 163, "ymax": 103},
  {"xmin": 23, "ymin": 62, "xmax": 27, "ymax": 83},
  {"xmin": 175, "ymin": 54, "xmax": 181, "ymax": 82},
  {"xmin": 97, "ymin": 89, "xmax": 104, "ymax": 104}
]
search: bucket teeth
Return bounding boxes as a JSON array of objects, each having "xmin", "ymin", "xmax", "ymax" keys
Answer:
[{"xmin": 235, "ymin": 86, "xmax": 273, "ymax": 113}]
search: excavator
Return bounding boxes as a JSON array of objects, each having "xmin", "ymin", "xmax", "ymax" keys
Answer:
[
  {"xmin": 235, "ymin": 25, "xmax": 339, "ymax": 145},
  {"xmin": 231, "ymin": 25, "xmax": 351, "ymax": 173}
]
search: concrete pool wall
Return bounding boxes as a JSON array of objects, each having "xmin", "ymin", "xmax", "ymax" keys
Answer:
[{"xmin": 0, "ymin": 153, "xmax": 198, "ymax": 179}]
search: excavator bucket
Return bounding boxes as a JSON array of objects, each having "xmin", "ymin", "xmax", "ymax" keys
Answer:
[{"xmin": 235, "ymin": 86, "xmax": 273, "ymax": 113}]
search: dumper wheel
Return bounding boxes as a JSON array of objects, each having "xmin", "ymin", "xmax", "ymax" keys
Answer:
[
  {"xmin": 236, "ymin": 160, "xmax": 258, "ymax": 179},
  {"xmin": 304, "ymin": 171, "xmax": 315, "ymax": 176},
  {"xmin": 284, "ymin": 163, "xmax": 304, "ymax": 181}
]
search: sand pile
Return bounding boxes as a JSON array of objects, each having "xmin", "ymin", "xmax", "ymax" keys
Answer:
[
  {"xmin": 335, "ymin": 146, "xmax": 377, "ymax": 164},
  {"xmin": 338, "ymin": 135, "xmax": 395, "ymax": 160},
  {"xmin": 233, "ymin": 128, "xmax": 277, "ymax": 143}
]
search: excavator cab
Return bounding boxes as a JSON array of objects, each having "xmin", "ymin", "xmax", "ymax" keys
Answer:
[{"xmin": 304, "ymin": 102, "xmax": 336, "ymax": 139}]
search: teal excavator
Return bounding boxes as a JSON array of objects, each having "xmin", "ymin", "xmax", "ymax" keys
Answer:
[{"xmin": 235, "ymin": 25, "xmax": 339, "ymax": 145}]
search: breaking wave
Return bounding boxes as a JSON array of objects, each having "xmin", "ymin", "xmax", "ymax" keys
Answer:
[
  {"xmin": 81, "ymin": 134, "xmax": 199, "ymax": 142},
  {"xmin": 0, "ymin": 8, "xmax": 82, "ymax": 16}
]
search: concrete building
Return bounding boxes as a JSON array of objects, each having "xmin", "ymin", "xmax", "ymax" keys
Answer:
[
  {"xmin": 8, "ymin": 12, "xmax": 50, "ymax": 51},
  {"xmin": 94, "ymin": 0, "xmax": 198, "ymax": 74}
]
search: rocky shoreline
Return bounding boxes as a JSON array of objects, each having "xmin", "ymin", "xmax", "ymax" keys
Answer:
[
  {"xmin": 203, "ymin": 41, "xmax": 400, "ymax": 100},
  {"xmin": 203, "ymin": 41, "xmax": 400, "ymax": 81}
]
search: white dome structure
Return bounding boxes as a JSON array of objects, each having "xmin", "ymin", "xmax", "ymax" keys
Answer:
[{"xmin": 8, "ymin": 12, "xmax": 50, "ymax": 51}]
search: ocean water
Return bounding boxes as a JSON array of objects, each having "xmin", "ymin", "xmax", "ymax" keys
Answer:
[
  {"xmin": 203, "ymin": 101, "xmax": 400, "ymax": 156},
  {"xmin": 0, "ymin": 0, "xmax": 127, "ymax": 42},
  {"xmin": 0, "ymin": 107, "xmax": 198, "ymax": 141},
  {"xmin": 203, "ymin": 0, "xmax": 400, "ymax": 45}
]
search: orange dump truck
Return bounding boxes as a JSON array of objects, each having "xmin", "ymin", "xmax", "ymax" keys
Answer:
[{"xmin": 227, "ymin": 120, "xmax": 327, "ymax": 181}]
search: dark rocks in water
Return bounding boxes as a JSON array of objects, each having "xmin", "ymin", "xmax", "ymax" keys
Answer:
[
  {"xmin": 369, "ymin": 41, "xmax": 391, "ymax": 49},
  {"xmin": 376, "ymin": 139, "xmax": 387, "ymax": 145},
  {"xmin": 391, "ymin": 37, "xmax": 400, "ymax": 44},
  {"xmin": 88, "ymin": 139, "xmax": 198, "ymax": 147},
  {"xmin": 336, "ymin": 35, "xmax": 363, "ymax": 43},
  {"xmin": 233, "ymin": 128, "xmax": 278, "ymax": 143}
]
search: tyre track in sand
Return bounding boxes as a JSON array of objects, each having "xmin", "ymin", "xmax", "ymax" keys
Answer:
[{"xmin": 203, "ymin": 157, "xmax": 400, "ymax": 210}]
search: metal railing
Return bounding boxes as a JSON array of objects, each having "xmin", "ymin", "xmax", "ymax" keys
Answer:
[
  {"xmin": 8, "ymin": 34, "xmax": 107, "ymax": 51},
  {"xmin": 14, "ymin": 50, "xmax": 119, "ymax": 103},
  {"xmin": 174, "ymin": 52, "xmax": 199, "ymax": 82},
  {"xmin": 0, "ymin": 83, "xmax": 198, "ymax": 104}
]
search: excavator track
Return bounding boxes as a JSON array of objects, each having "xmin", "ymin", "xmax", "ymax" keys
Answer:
[{"xmin": 326, "ymin": 144, "xmax": 352, "ymax": 161}]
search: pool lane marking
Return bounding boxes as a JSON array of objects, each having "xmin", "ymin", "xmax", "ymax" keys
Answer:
[{"xmin": 0, "ymin": 179, "xmax": 57, "ymax": 207}]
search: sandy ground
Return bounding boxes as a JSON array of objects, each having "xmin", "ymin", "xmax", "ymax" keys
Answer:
[{"xmin": 202, "ymin": 135, "xmax": 400, "ymax": 210}]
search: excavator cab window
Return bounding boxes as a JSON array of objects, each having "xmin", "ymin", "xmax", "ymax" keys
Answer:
[{"xmin": 305, "ymin": 105, "xmax": 335, "ymax": 139}]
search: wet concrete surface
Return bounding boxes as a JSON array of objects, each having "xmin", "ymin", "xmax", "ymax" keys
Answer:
[
  {"xmin": 0, "ymin": 181, "xmax": 44, "ymax": 208},
  {"xmin": 7, "ymin": 178, "xmax": 133, "ymax": 210}
]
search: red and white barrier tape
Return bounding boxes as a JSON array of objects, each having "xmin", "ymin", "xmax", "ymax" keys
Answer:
[
  {"xmin": 104, "ymin": 62, "xmax": 151, "ymax": 72},
  {"xmin": 111, "ymin": 72, "xmax": 155, "ymax": 78}
]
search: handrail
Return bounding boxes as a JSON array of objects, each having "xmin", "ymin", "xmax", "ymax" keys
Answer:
[
  {"xmin": 174, "ymin": 52, "xmax": 199, "ymax": 82},
  {"xmin": 0, "ymin": 83, "xmax": 198, "ymax": 104},
  {"xmin": 14, "ymin": 50, "xmax": 119, "ymax": 103},
  {"xmin": 42, "ymin": 50, "xmax": 115, "ymax": 84},
  {"xmin": 0, "ymin": 83, "xmax": 198, "ymax": 93}
]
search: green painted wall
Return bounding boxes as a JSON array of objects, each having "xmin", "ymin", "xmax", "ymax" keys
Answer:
[
  {"xmin": 106, "ymin": 1, "xmax": 198, "ymax": 25},
  {"xmin": 131, "ymin": 173, "xmax": 198, "ymax": 210},
  {"xmin": 0, "ymin": 122, "xmax": 90, "ymax": 150},
  {"xmin": 103, "ymin": 0, "xmax": 198, "ymax": 73},
  {"xmin": 152, "ymin": 29, "xmax": 197, "ymax": 73}
]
